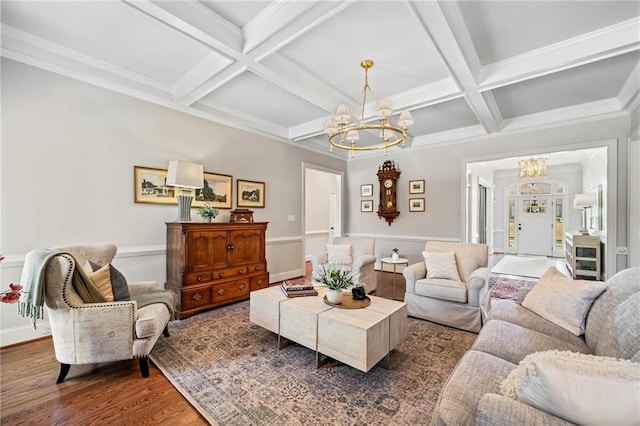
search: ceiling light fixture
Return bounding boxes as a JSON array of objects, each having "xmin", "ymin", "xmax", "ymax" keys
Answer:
[
  {"xmin": 324, "ymin": 59, "xmax": 414, "ymax": 158},
  {"xmin": 517, "ymin": 157, "xmax": 548, "ymax": 179}
]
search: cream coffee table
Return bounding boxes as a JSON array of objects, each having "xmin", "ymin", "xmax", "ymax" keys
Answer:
[{"xmin": 250, "ymin": 286, "xmax": 407, "ymax": 372}]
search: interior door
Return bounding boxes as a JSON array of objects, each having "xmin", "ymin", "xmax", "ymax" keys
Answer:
[
  {"xmin": 517, "ymin": 196, "xmax": 553, "ymax": 256},
  {"xmin": 328, "ymin": 192, "xmax": 336, "ymax": 242}
]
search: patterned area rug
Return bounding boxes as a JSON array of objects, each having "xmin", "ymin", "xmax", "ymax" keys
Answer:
[
  {"xmin": 488, "ymin": 275, "xmax": 537, "ymax": 300},
  {"xmin": 150, "ymin": 300, "xmax": 477, "ymax": 425}
]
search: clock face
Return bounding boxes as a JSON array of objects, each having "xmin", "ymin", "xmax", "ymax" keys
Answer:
[{"xmin": 384, "ymin": 179, "xmax": 393, "ymax": 189}]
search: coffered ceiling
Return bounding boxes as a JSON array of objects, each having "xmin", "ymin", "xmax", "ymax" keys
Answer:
[{"xmin": 2, "ymin": 1, "xmax": 639, "ymax": 159}]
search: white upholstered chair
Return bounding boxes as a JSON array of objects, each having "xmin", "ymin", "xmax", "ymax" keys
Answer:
[
  {"xmin": 403, "ymin": 241, "xmax": 489, "ymax": 332},
  {"xmin": 310, "ymin": 237, "xmax": 377, "ymax": 293},
  {"xmin": 44, "ymin": 243, "xmax": 172, "ymax": 383}
]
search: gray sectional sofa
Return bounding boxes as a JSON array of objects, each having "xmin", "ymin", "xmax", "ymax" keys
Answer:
[{"xmin": 431, "ymin": 266, "xmax": 640, "ymax": 425}]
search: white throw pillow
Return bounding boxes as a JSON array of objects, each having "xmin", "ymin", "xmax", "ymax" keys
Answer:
[
  {"xmin": 522, "ymin": 267, "xmax": 606, "ymax": 335},
  {"xmin": 500, "ymin": 350, "xmax": 640, "ymax": 426},
  {"xmin": 423, "ymin": 251, "xmax": 461, "ymax": 281},
  {"xmin": 326, "ymin": 244, "xmax": 352, "ymax": 265}
]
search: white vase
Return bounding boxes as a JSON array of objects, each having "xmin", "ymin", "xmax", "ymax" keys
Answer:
[
  {"xmin": 392, "ymin": 252, "xmax": 399, "ymax": 260},
  {"xmin": 203, "ymin": 217, "xmax": 212, "ymax": 223},
  {"xmin": 326, "ymin": 289, "xmax": 343, "ymax": 304}
]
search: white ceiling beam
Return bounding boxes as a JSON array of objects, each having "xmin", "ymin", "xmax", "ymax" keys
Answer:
[
  {"xmin": 195, "ymin": 99, "xmax": 289, "ymax": 139},
  {"xmin": 173, "ymin": 52, "xmax": 234, "ymax": 101},
  {"xmin": 408, "ymin": 0, "xmax": 501, "ymax": 134},
  {"xmin": 617, "ymin": 62, "xmax": 640, "ymax": 112},
  {"xmin": 479, "ymin": 17, "xmax": 640, "ymax": 91},
  {"xmin": 176, "ymin": 59, "xmax": 251, "ymax": 106}
]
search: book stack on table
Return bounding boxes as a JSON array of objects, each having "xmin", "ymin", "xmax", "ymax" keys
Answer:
[{"xmin": 280, "ymin": 281, "xmax": 318, "ymax": 298}]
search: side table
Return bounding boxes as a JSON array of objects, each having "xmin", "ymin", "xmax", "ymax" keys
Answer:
[{"xmin": 380, "ymin": 257, "xmax": 409, "ymax": 297}]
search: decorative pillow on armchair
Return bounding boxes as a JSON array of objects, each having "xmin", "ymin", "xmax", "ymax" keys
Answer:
[
  {"xmin": 86, "ymin": 260, "xmax": 131, "ymax": 301},
  {"xmin": 500, "ymin": 350, "xmax": 640, "ymax": 426},
  {"xmin": 522, "ymin": 267, "xmax": 606, "ymax": 335},
  {"xmin": 327, "ymin": 244, "xmax": 352, "ymax": 265},
  {"xmin": 422, "ymin": 251, "xmax": 461, "ymax": 281}
]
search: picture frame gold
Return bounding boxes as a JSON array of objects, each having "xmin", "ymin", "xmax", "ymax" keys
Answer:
[
  {"xmin": 361, "ymin": 200, "xmax": 373, "ymax": 212},
  {"xmin": 134, "ymin": 166, "xmax": 176, "ymax": 205},
  {"xmin": 194, "ymin": 172, "xmax": 233, "ymax": 209},
  {"xmin": 360, "ymin": 184, "xmax": 373, "ymax": 197},
  {"xmin": 237, "ymin": 179, "xmax": 265, "ymax": 208},
  {"xmin": 409, "ymin": 198, "xmax": 425, "ymax": 212},
  {"xmin": 409, "ymin": 180, "xmax": 425, "ymax": 194}
]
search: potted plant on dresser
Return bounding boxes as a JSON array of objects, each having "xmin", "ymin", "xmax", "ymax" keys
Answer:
[{"xmin": 197, "ymin": 204, "xmax": 219, "ymax": 223}]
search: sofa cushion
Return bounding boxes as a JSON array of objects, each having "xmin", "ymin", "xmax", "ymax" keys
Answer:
[
  {"xmin": 423, "ymin": 251, "xmax": 461, "ymax": 281},
  {"xmin": 500, "ymin": 350, "xmax": 640, "ymax": 426},
  {"xmin": 136, "ymin": 303, "xmax": 170, "ymax": 339},
  {"xmin": 488, "ymin": 299, "xmax": 588, "ymax": 344},
  {"xmin": 326, "ymin": 244, "xmax": 352, "ymax": 265},
  {"xmin": 415, "ymin": 278, "xmax": 467, "ymax": 303},
  {"xmin": 472, "ymin": 320, "xmax": 590, "ymax": 365},
  {"xmin": 585, "ymin": 267, "xmax": 640, "ymax": 358},
  {"xmin": 522, "ymin": 267, "xmax": 607, "ymax": 336},
  {"xmin": 432, "ymin": 350, "xmax": 516, "ymax": 426}
]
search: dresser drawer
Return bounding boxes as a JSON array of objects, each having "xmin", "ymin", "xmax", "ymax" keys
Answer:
[
  {"xmin": 212, "ymin": 280, "xmax": 250, "ymax": 303},
  {"xmin": 247, "ymin": 262, "xmax": 267, "ymax": 274},
  {"xmin": 250, "ymin": 274, "xmax": 269, "ymax": 291},
  {"xmin": 181, "ymin": 286, "xmax": 212, "ymax": 310},
  {"xmin": 211, "ymin": 265, "xmax": 248, "ymax": 281},
  {"xmin": 185, "ymin": 272, "xmax": 212, "ymax": 285}
]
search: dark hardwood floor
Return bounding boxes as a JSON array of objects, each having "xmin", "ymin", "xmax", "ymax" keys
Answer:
[{"xmin": 0, "ymin": 263, "xmax": 406, "ymax": 425}]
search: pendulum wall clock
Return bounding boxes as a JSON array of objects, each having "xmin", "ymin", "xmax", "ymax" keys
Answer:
[{"xmin": 377, "ymin": 160, "xmax": 400, "ymax": 225}]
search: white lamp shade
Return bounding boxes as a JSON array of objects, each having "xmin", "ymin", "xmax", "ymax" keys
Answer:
[
  {"xmin": 376, "ymin": 99, "xmax": 392, "ymax": 117},
  {"xmin": 323, "ymin": 119, "xmax": 338, "ymax": 134},
  {"xmin": 398, "ymin": 111, "xmax": 414, "ymax": 127},
  {"xmin": 335, "ymin": 104, "xmax": 351, "ymax": 124},
  {"xmin": 166, "ymin": 160, "xmax": 204, "ymax": 189},
  {"xmin": 346, "ymin": 130, "xmax": 360, "ymax": 141},
  {"xmin": 573, "ymin": 193, "xmax": 597, "ymax": 209},
  {"xmin": 380, "ymin": 128, "xmax": 395, "ymax": 139}
]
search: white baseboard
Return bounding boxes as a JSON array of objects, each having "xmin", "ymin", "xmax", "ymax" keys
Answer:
[{"xmin": 0, "ymin": 321, "xmax": 51, "ymax": 347}]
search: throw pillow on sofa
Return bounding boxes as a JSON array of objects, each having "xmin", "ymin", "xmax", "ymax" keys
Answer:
[
  {"xmin": 522, "ymin": 266, "xmax": 606, "ymax": 335},
  {"xmin": 500, "ymin": 350, "xmax": 640, "ymax": 426},
  {"xmin": 423, "ymin": 251, "xmax": 461, "ymax": 281},
  {"xmin": 326, "ymin": 244, "xmax": 352, "ymax": 265}
]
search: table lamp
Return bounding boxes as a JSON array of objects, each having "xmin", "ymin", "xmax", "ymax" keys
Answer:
[
  {"xmin": 166, "ymin": 160, "xmax": 204, "ymax": 222},
  {"xmin": 573, "ymin": 193, "xmax": 597, "ymax": 235}
]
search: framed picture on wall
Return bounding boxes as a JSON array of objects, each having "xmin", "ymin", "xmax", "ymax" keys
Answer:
[
  {"xmin": 409, "ymin": 180, "xmax": 425, "ymax": 194},
  {"xmin": 237, "ymin": 179, "xmax": 265, "ymax": 208},
  {"xmin": 409, "ymin": 198, "xmax": 425, "ymax": 212},
  {"xmin": 361, "ymin": 200, "xmax": 373, "ymax": 212},
  {"xmin": 194, "ymin": 172, "xmax": 233, "ymax": 209},
  {"xmin": 361, "ymin": 184, "xmax": 373, "ymax": 197},
  {"xmin": 133, "ymin": 166, "xmax": 176, "ymax": 205}
]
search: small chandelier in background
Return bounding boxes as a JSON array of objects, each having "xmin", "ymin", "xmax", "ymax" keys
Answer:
[
  {"xmin": 324, "ymin": 59, "xmax": 414, "ymax": 158},
  {"xmin": 518, "ymin": 157, "xmax": 548, "ymax": 178}
]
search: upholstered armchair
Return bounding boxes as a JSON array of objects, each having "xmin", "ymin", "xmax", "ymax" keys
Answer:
[
  {"xmin": 310, "ymin": 237, "xmax": 377, "ymax": 293},
  {"xmin": 44, "ymin": 243, "xmax": 172, "ymax": 383},
  {"xmin": 403, "ymin": 241, "xmax": 489, "ymax": 332}
]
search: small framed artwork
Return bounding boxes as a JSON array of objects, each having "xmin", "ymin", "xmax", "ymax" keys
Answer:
[
  {"xmin": 409, "ymin": 198, "xmax": 425, "ymax": 212},
  {"xmin": 361, "ymin": 200, "xmax": 373, "ymax": 212},
  {"xmin": 237, "ymin": 179, "xmax": 265, "ymax": 208},
  {"xmin": 409, "ymin": 180, "xmax": 425, "ymax": 194},
  {"xmin": 360, "ymin": 184, "xmax": 373, "ymax": 197},
  {"xmin": 194, "ymin": 172, "xmax": 233, "ymax": 209},
  {"xmin": 134, "ymin": 166, "xmax": 176, "ymax": 205}
]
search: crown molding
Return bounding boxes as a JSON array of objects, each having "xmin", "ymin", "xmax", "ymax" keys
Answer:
[{"xmin": 618, "ymin": 62, "xmax": 640, "ymax": 112}]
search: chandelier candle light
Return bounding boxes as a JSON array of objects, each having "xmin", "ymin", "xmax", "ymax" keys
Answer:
[
  {"xmin": 324, "ymin": 59, "xmax": 414, "ymax": 158},
  {"xmin": 166, "ymin": 160, "xmax": 204, "ymax": 222},
  {"xmin": 518, "ymin": 157, "xmax": 548, "ymax": 178}
]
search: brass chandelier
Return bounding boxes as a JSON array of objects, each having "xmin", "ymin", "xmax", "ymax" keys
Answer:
[
  {"xmin": 518, "ymin": 157, "xmax": 548, "ymax": 178},
  {"xmin": 323, "ymin": 59, "xmax": 414, "ymax": 157}
]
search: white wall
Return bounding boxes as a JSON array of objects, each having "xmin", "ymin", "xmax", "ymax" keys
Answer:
[{"xmin": 0, "ymin": 60, "xmax": 347, "ymax": 345}]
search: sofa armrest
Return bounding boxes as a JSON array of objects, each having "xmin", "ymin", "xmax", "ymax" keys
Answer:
[
  {"xmin": 467, "ymin": 267, "xmax": 489, "ymax": 307},
  {"xmin": 477, "ymin": 394, "xmax": 573, "ymax": 426},
  {"xmin": 128, "ymin": 280, "xmax": 163, "ymax": 296},
  {"xmin": 310, "ymin": 253, "xmax": 328, "ymax": 277},
  {"xmin": 353, "ymin": 254, "xmax": 376, "ymax": 270},
  {"xmin": 403, "ymin": 262, "xmax": 426, "ymax": 294}
]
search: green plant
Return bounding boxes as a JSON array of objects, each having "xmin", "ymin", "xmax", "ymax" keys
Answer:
[
  {"xmin": 313, "ymin": 263, "xmax": 360, "ymax": 290},
  {"xmin": 197, "ymin": 204, "xmax": 219, "ymax": 218},
  {"xmin": 392, "ymin": 248, "xmax": 399, "ymax": 254}
]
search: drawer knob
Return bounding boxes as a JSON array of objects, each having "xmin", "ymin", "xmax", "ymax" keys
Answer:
[
  {"xmin": 227, "ymin": 244, "xmax": 234, "ymax": 250},
  {"xmin": 219, "ymin": 273, "xmax": 224, "ymax": 278},
  {"xmin": 239, "ymin": 284, "xmax": 246, "ymax": 291},
  {"xmin": 192, "ymin": 293, "xmax": 202, "ymax": 301},
  {"xmin": 238, "ymin": 269, "xmax": 243, "ymax": 274},
  {"xmin": 255, "ymin": 266, "xmax": 260, "ymax": 271},
  {"xmin": 197, "ymin": 275, "xmax": 203, "ymax": 282},
  {"xmin": 257, "ymin": 280, "xmax": 263, "ymax": 285},
  {"xmin": 217, "ymin": 288, "xmax": 225, "ymax": 296}
]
